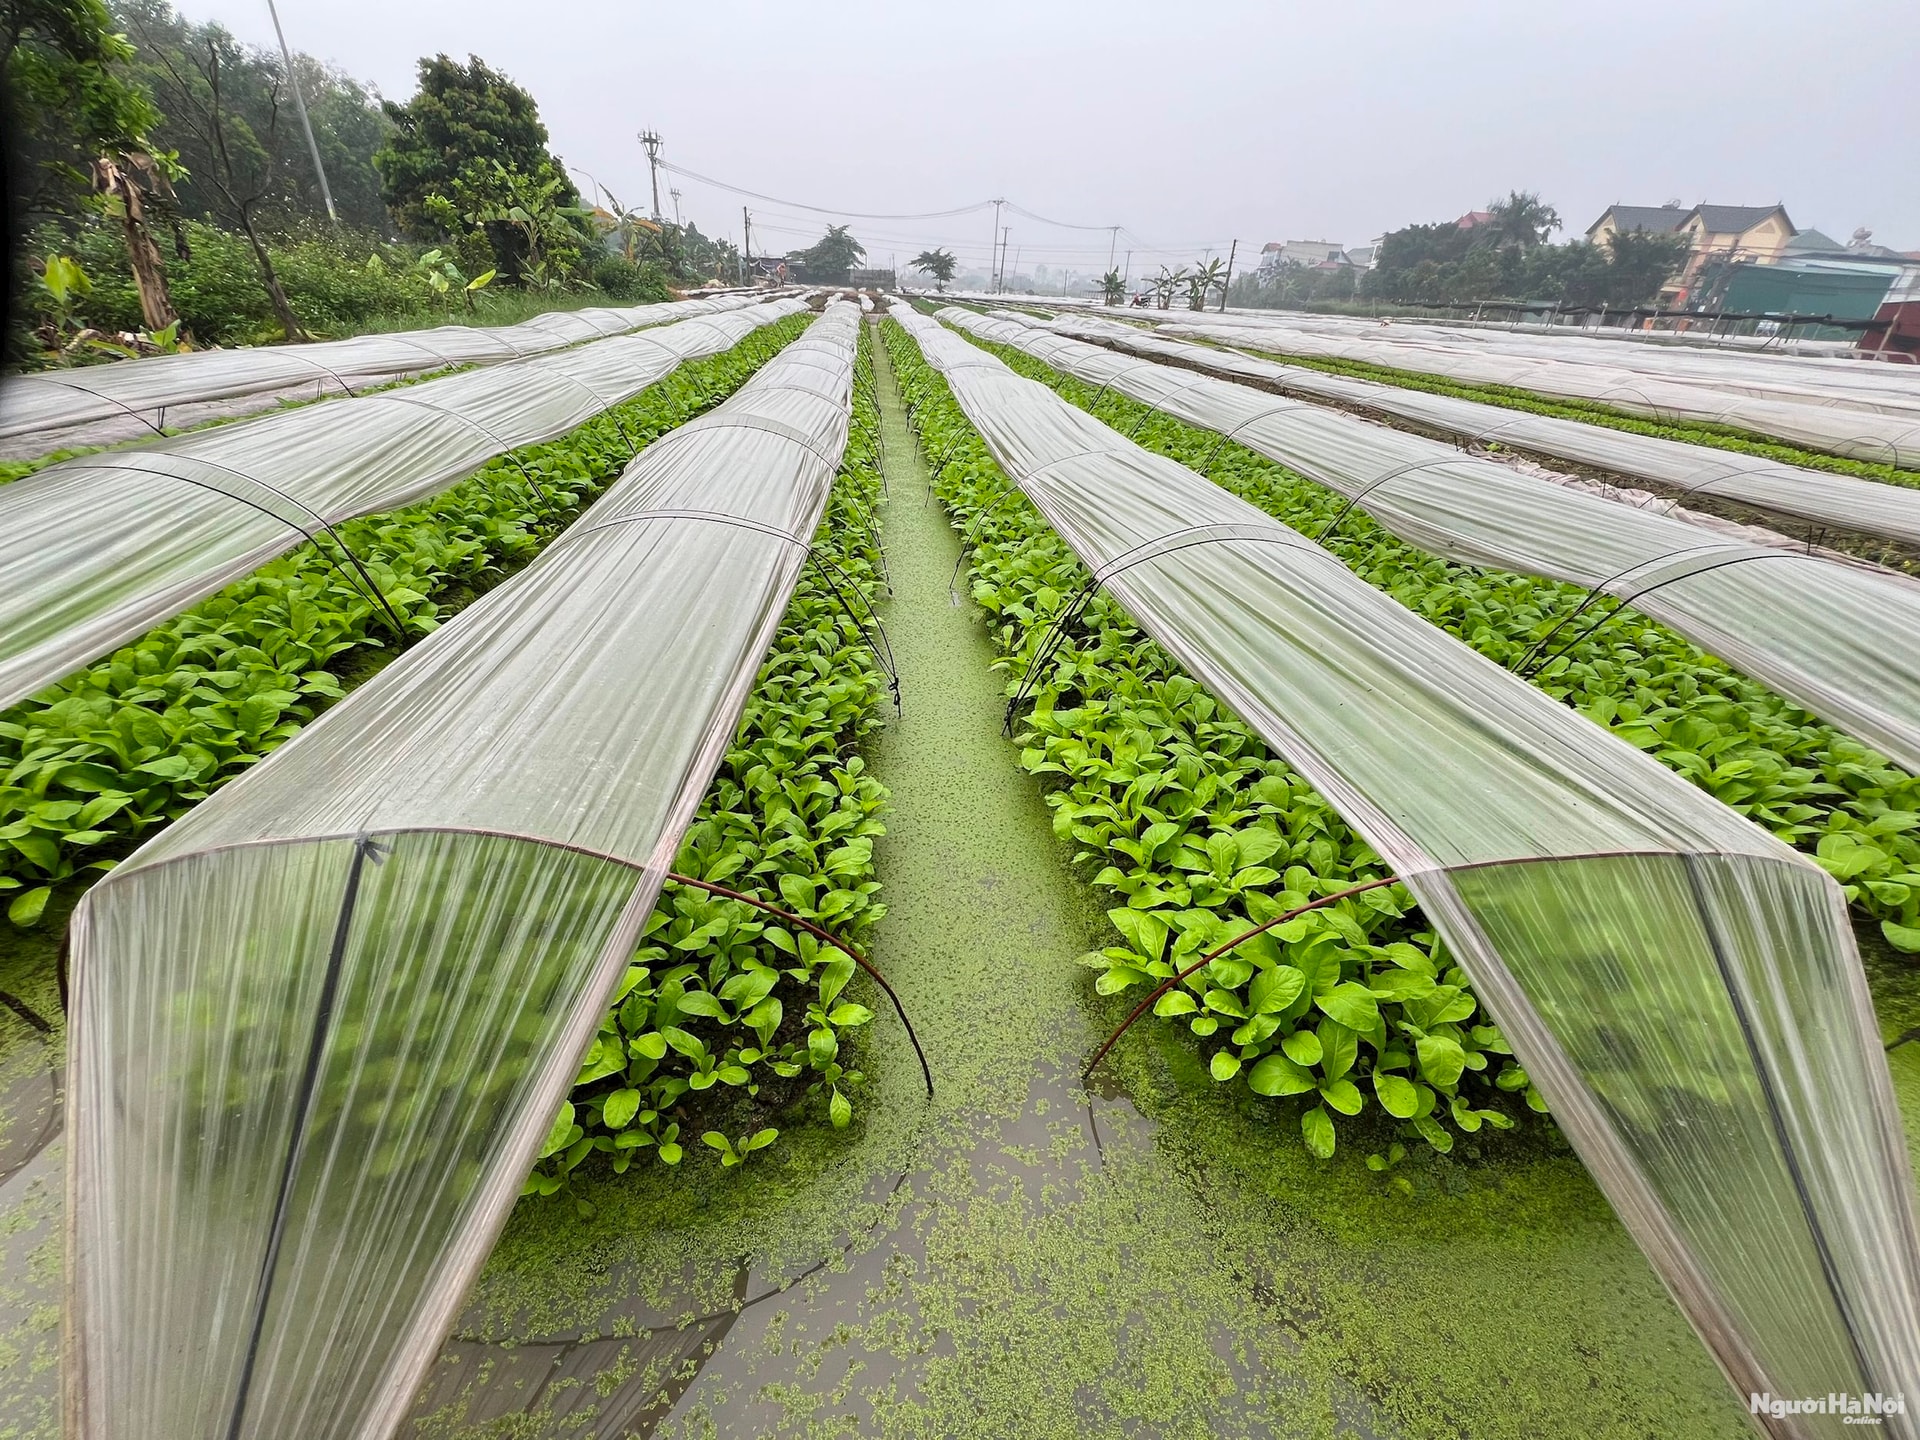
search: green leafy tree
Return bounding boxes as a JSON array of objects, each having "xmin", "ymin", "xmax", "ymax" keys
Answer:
[
  {"xmin": 910, "ymin": 247, "xmax": 956, "ymax": 291},
  {"xmin": 375, "ymin": 53, "xmax": 581, "ymax": 281},
  {"xmin": 672, "ymin": 221, "xmax": 737, "ymax": 284},
  {"xmin": 1597, "ymin": 226, "xmax": 1690, "ymax": 306},
  {"xmin": 798, "ymin": 223, "xmax": 864, "ymax": 283},
  {"xmin": 1148, "ymin": 264, "xmax": 1187, "ymax": 310},
  {"xmin": 422, "ymin": 156, "xmax": 591, "ymax": 291},
  {"xmin": 1098, "ymin": 268, "xmax": 1125, "ymax": 305},
  {"xmin": 3, "ymin": 0, "xmax": 183, "ymax": 330},
  {"xmin": 112, "ymin": 0, "xmax": 390, "ymax": 233},
  {"xmin": 1186, "ymin": 256, "xmax": 1228, "ymax": 311},
  {"xmin": 1485, "ymin": 189, "xmax": 1561, "ymax": 250},
  {"xmin": 116, "ymin": 1, "xmax": 307, "ymax": 337}
]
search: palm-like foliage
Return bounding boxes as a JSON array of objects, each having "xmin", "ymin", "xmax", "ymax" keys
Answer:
[
  {"xmin": 1486, "ymin": 190, "xmax": 1561, "ymax": 249},
  {"xmin": 1186, "ymin": 257, "xmax": 1228, "ymax": 310},
  {"xmin": 1150, "ymin": 265, "xmax": 1187, "ymax": 310}
]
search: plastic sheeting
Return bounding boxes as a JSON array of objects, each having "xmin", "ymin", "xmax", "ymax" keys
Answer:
[
  {"xmin": 65, "ymin": 303, "xmax": 863, "ymax": 1440},
  {"xmin": 941, "ymin": 306, "xmax": 1920, "ymax": 776},
  {"xmin": 1034, "ymin": 310, "xmax": 1920, "ymax": 550},
  {"xmin": 0, "ymin": 298, "xmax": 808, "ymax": 712},
  {"xmin": 0, "ymin": 292, "xmax": 770, "ymax": 446},
  {"xmin": 1133, "ymin": 309, "xmax": 1920, "ymax": 466},
  {"xmin": 895, "ymin": 306, "xmax": 1920, "ymax": 1435}
]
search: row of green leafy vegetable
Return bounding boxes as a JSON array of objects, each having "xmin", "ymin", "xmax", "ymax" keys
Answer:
[
  {"xmin": 883, "ymin": 318, "xmax": 1532, "ymax": 1162},
  {"xmin": 960, "ymin": 325, "xmax": 1920, "ymax": 957},
  {"xmin": 0, "ymin": 315, "xmax": 812, "ymax": 927},
  {"xmin": 530, "ymin": 323, "xmax": 893, "ymax": 1194}
]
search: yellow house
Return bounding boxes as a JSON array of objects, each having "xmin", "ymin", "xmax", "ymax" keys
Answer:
[
  {"xmin": 1585, "ymin": 202, "xmax": 1797, "ymax": 302},
  {"xmin": 1674, "ymin": 203, "xmax": 1796, "ymax": 277}
]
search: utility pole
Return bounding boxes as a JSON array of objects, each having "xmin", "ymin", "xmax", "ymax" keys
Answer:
[
  {"xmin": 669, "ymin": 186, "xmax": 683, "ymax": 228},
  {"xmin": 266, "ymin": 0, "xmax": 337, "ymax": 226},
  {"xmin": 742, "ymin": 206, "xmax": 752, "ymax": 279},
  {"xmin": 639, "ymin": 130, "xmax": 664, "ymax": 221},
  {"xmin": 1123, "ymin": 249, "xmax": 1132, "ymax": 287},
  {"xmin": 989, "ymin": 198, "xmax": 1004, "ymax": 291},
  {"xmin": 1220, "ymin": 238, "xmax": 1237, "ymax": 313},
  {"xmin": 995, "ymin": 226, "xmax": 1010, "ymax": 293},
  {"xmin": 1107, "ymin": 225, "xmax": 1119, "ymax": 274}
]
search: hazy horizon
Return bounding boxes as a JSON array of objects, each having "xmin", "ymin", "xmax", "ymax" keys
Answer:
[{"xmin": 182, "ymin": 0, "xmax": 1919, "ymax": 277}]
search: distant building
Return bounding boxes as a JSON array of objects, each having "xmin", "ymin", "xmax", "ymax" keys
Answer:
[
  {"xmin": 1256, "ymin": 240, "xmax": 1354, "ymax": 276},
  {"xmin": 1584, "ymin": 201, "xmax": 1796, "ymax": 303},
  {"xmin": 1675, "ymin": 204, "xmax": 1796, "ymax": 281},
  {"xmin": 848, "ymin": 268, "xmax": 896, "ymax": 289},
  {"xmin": 1454, "ymin": 210, "xmax": 1496, "ymax": 231},
  {"xmin": 1585, "ymin": 204, "xmax": 1690, "ymax": 246},
  {"xmin": 1860, "ymin": 269, "xmax": 1920, "ymax": 357}
]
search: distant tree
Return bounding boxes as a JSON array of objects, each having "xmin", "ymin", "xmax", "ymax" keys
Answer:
[
  {"xmin": 1598, "ymin": 226, "xmax": 1690, "ymax": 306},
  {"xmin": 117, "ymin": 1, "xmax": 309, "ymax": 337},
  {"xmin": 113, "ymin": 0, "xmax": 390, "ymax": 233},
  {"xmin": 673, "ymin": 222, "xmax": 737, "ymax": 284},
  {"xmin": 1186, "ymin": 256, "xmax": 1228, "ymax": 310},
  {"xmin": 1098, "ymin": 267, "xmax": 1125, "ymax": 305},
  {"xmin": 375, "ymin": 54, "xmax": 581, "ymax": 280},
  {"xmin": 911, "ymin": 247, "xmax": 956, "ymax": 291},
  {"xmin": 3, "ymin": 0, "xmax": 182, "ymax": 328},
  {"xmin": 1485, "ymin": 189, "xmax": 1561, "ymax": 250},
  {"xmin": 800, "ymin": 223, "xmax": 865, "ymax": 282}
]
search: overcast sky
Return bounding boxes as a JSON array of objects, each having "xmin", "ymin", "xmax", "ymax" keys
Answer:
[{"xmin": 191, "ymin": 0, "xmax": 1918, "ymax": 276}]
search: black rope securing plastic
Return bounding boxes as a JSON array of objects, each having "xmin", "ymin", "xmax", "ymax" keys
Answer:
[
  {"xmin": 224, "ymin": 834, "xmax": 385, "ymax": 1440},
  {"xmin": 28, "ymin": 374, "xmax": 168, "ymax": 436},
  {"xmin": 1121, "ymin": 373, "xmax": 1218, "ymax": 440},
  {"xmin": 640, "ymin": 412, "xmax": 842, "ymax": 475},
  {"xmin": 541, "ymin": 368, "xmax": 648, "ymax": 460},
  {"xmin": 666, "ymin": 873, "xmax": 933, "ymax": 1098},
  {"xmin": 1083, "ymin": 875, "xmax": 1404, "ymax": 1081},
  {"xmin": 375, "ymin": 393, "xmax": 556, "ymax": 508},
  {"xmin": 1001, "ymin": 523, "xmax": 1320, "ymax": 735},
  {"xmin": 941, "ymin": 445, "xmax": 1126, "ymax": 603},
  {"xmin": 1195, "ymin": 401, "xmax": 1315, "ymax": 478},
  {"xmin": 85, "ymin": 458, "xmax": 411, "ymax": 642},
  {"xmin": 274, "ymin": 350, "xmax": 362, "ymax": 400},
  {"xmin": 565, "ymin": 510, "xmax": 900, "ymax": 711},
  {"xmin": 569, "ymin": 508, "xmax": 808, "ymax": 548},
  {"xmin": 808, "ymin": 553, "xmax": 902, "ymax": 714},
  {"xmin": 1514, "ymin": 548, "xmax": 1802, "ymax": 679},
  {"xmin": 1311, "ymin": 457, "xmax": 1464, "ymax": 546}
]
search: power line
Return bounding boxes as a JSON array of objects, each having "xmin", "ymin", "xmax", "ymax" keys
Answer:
[
  {"xmin": 1003, "ymin": 201, "xmax": 1115, "ymax": 233},
  {"xmin": 658, "ymin": 161, "xmax": 993, "ymax": 221}
]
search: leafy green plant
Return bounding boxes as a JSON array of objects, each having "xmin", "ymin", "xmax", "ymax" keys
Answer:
[
  {"xmin": 0, "ymin": 317, "xmax": 813, "ymax": 927},
  {"xmin": 964, "ymin": 329, "xmax": 1920, "ymax": 956},
  {"xmin": 526, "ymin": 324, "xmax": 893, "ymax": 1193},
  {"xmin": 702, "ymin": 1128, "xmax": 780, "ymax": 1167},
  {"xmin": 884, "ymin": 318, "xmax": 1532, "ymax": 1161}
]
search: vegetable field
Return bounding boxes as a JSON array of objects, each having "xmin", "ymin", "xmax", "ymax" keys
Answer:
[{"xmin": 1, "ymin": 288, "xmax": 1919, "ymax": 1440}]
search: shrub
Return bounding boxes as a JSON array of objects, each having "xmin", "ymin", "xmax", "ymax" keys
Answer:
[{"xmin": 589, "ymin": 254, "xmax": 671, "ymax": 304}]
